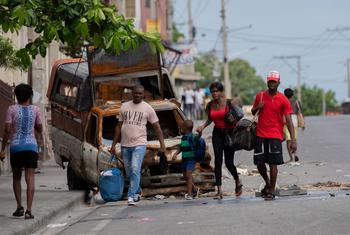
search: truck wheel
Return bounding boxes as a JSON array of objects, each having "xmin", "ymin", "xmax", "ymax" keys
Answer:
[{"xmin": 67, "ymin": 163, "xmax": 88, "ymax": 190}]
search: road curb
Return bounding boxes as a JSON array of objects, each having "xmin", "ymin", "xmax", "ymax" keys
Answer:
[{"xmin": 14, "ymin": 192, "xmax": 85, "ymax": 235}]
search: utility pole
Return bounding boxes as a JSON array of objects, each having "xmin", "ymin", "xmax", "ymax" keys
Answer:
[
  {"xmin": 273, "ymin": 55, "xmax": 302, "ymax": 101},
  {"xmin": 347, "ymin": 58, "xmax": 350, "ymax": 98},
  {"xmin": 297, "ymin": 56, "xmax": 301, "ymax": 101},
  {"xmin": 187, "ymin": 0, "xmax": 193, "ymax": 42},
  {"xmin": 322, "ymin": 89, "xmax": 326, "ymax": 116},
  {"xmin": 221, "ymin": 0, "xmax": 231, "ymax": 98}
]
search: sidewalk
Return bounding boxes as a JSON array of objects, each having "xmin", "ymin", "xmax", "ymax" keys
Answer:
[{"xmin": 0, "ymin": 159, "xmax": 84, "ymax": 235}]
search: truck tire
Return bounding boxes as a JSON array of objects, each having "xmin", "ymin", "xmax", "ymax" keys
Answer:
[{"xmin": 67, "ymin": 163, "xmax": 88, "ymax": 190}]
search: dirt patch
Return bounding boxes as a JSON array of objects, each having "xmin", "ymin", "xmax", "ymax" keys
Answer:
[{"xmin": 304, "ymin": 181, "xmax": 350, "ymax": 189}]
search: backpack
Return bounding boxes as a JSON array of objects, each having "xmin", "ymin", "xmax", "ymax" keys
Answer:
[{"xmin": 188, "ymin": 134, "xmax": 206, "ymax": 162}]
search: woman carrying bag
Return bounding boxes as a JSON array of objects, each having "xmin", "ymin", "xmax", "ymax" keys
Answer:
[{"xmin": 197, "ymin": 82, "xmax": 243, "ymax": 199}]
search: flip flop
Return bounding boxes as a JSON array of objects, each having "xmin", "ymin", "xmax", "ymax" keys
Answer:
[
  {"xmin": 264, "ymin": 193, "xmax": 275, "ymax": 201},
  {"xmin": 213, "ymin": 191, "xmax": 223, "ymax": 199},
  {"xmin": 260, "ymin": 185, "xmax": 270, "ymax": 198},
  {"xmin": 235, "ymin": 184, "xmax": 243, "ymax": 197}
]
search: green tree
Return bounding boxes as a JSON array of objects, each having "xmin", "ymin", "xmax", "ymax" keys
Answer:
[
  {"xmin": 194, "ymin": 52, "xmax": 222, "ymax": 86},
  {"xmin": 195, "ymin": 54, "xmax": 265, "ymax": 104},
  {"xmin": 228, "ymin": 59, "xmax": 265, "ymax": 104},
  {"xmin": 298, "ymin": 85, "xmax": 339, "ymax": 116},
  {"xmin": 0, "ymin": 35, "xmax": 26, "ymax": 70},
  {"xmin": 172, "ymin": 23, "xmax": 184, "ymax": 43},
  {"xmin": 0, "ymin": 0, "xmax": 163, "ymax": 69}
]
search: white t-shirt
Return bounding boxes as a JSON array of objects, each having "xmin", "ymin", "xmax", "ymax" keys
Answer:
[
  {"xmin": 194, "ymin": 90, "xmax": 204, "ymax": 105},
  {"xmin": 119, "ymin": 101, "xmax": 159, "ymax": 147},
  {"xmin": 184, "ymin": 90, "xmax": 195, "ymax": 104}
]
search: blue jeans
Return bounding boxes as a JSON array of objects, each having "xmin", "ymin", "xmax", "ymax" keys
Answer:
[{"xmin": 121, "ymin": 145, "xmax": 146, "ymax": 198}]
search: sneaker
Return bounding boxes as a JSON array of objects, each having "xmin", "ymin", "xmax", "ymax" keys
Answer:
[
  {"xmin": 134, "ymin": 194, "xmax": 141, "ymax": 202},
  {"xmin": 185, "ymin": 194, "xmax": 193, "ymax": 200},
  {"xmin": 128, "ymin": 197, "xmax": 137, "ymax": 206}
]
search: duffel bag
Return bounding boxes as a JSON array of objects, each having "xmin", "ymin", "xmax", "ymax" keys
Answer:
[{"xmin": 232, "ymin": 119, "xmax": 256, "ymax": 151}]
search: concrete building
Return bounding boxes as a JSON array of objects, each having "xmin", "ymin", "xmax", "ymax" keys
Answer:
[
  {"xmin": 0, "ymin": 28, "xmax": 65, "ymax": 174},
  {"xmin": 112, "ymin": 0, "xmax": 172, "ymax": 42}
]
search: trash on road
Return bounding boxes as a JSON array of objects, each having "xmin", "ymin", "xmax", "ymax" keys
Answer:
[
  {"xmin": 237, "ymin": 168, "xmax": 249, "ymax": 176},
  {"xmin": 138, "ymin": 217, "xmax": 154, "ymax": 222},
  {"xmin": 177, "ymin": 221, "xmax": 195, "ymax": 225},
  {"xmin": 153, "ymin": 195, "xmax": 166, "ymax": 200},
  {"xmin": 47, "ymin": 223, "xmax": 67, "ymax": 228}
]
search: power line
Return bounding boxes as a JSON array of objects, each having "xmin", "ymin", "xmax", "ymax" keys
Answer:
[
  {"xmin": 193, "ymin": 0, "xmax": 209, "ymax": 20},
  {"xmin": 299, "ymin": 32, "xmax": 339, "ymax": 56},
  {"xmin": 234, "ymin": 32, "xmax": 325, "ymax": 41},
  {"xmin": 211, "ymin": 30, "xmax": 222, "ymax": 52},
  {"xmin": 230, "ymin": 34, "xmax": 348, "ymax": 48},
  {"xmin": 193, "ymin": 0, "xmax": 204, "ymax": 18},
  {"xmin": 273, "ymin": 56, "xmax": 302, "ymax": 100}
]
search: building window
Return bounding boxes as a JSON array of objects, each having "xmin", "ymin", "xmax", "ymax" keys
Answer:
[
  {"xmin": 145, "ymin": 0, "xmax": 151, "ymax": 8},
  {"xmin": 125, "ymin": 0, "xmax": 135, "ymax": 17}
]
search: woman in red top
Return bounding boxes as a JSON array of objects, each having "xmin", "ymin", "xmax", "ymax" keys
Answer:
[{"xmin": 197, "ymin": 82, "xmax": 242, "ymax": 199}]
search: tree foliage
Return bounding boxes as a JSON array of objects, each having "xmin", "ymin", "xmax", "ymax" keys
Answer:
[
  {"xmin": 0, "ymin": 0, "xmax": 163, "ymax": 69},
  {"xmin": 194, "ymin": 52, "xmax": 221, "ymax": 86},
  {"xmin": 228, "ymin": 59, "xmax": 265, "ymax": 104},
  {"xmin": 297, "ymin": 85, "xmax": 339, "ymax": 116},
  {"xmin": 0, "ymin": 35, "xmax": 26, "ymax": 70},
  {"xmin": 172, "ymin": 23, "xmax": 184, "ymax": 43},
  {"xmin": 195, "ymin": 53, "xmax": 265, "ymax": 104}
]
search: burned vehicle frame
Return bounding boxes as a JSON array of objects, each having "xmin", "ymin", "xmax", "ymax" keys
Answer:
[{"xmin": 47, "ymin": 44, "xmax": 215, "ymax": 196}]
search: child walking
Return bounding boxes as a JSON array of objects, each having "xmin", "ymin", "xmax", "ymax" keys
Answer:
[{"xmin": 172, "ymin": 120, "xmax": 199, "ymax": 200}]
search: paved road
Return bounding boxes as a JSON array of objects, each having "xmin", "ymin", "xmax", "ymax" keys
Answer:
[
  {"xmin": 36, "ymin": 115, "xmax": 350, "ymax": 235},
  {"xmin": 39, "ymin": 192, "xmax": 350, "ymax": 235}
]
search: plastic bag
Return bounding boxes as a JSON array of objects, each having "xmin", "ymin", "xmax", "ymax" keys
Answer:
[{"xmin": 99, "ymin": 155, "xmax": 124, "ymax": 202}]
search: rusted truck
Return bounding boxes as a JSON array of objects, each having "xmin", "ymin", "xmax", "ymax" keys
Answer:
[{"xmin": 47, "ymin": 44, "xmax": 215, "ymax": 196}]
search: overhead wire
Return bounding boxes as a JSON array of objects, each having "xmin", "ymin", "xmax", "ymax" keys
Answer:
[
  {"xmin": 193, "ymin": 0, "xmax": 210, "ymax": 20},
  {"xmin": 234, "ymin": 32, "xmax": 325, "ymax": 41},
  {"xmin": 299, "ymin": 31, "xmax": 339, "ymax": 56},
  {"xmin": 336, "ymin": 31, "xmax": 350, "ymax": 42}
]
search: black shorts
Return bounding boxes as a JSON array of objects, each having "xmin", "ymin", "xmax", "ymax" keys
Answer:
[
  {"xmin": 253, "ymin": 137, "xmax": 284, "ymax": 165},
  {"xmin": 10, "ymin": 151, "xmax": 38, "ymax": 169}
]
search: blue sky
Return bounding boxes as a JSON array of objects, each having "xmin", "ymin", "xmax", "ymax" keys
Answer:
[{"xmin": 172, "ymin": 0, "xmax": 350, "ymax": 102}]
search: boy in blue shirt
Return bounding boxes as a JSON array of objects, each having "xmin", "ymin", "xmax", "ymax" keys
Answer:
[{"xmin": 172, "ymin": 120, "xmax": 200, "ymax": 200}]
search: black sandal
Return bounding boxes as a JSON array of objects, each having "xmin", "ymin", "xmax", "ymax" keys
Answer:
[
  {"xmin": 24, "ymin": 210, "xmax": 34, "ymax": 219},
  {"xmin": 264, "ymin": 193, "xmax": 275, "ymax": 201},
  {"xmin": 260, "ymin": 185, "xmax": 270, "ymax": 198},
  {"xmin": 12, "ymin": 206, "xmax": 24, "ymax": 217}
]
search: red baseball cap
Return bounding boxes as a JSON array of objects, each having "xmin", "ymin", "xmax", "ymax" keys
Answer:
[{"xmin": 267, "ymin": 70, "xmax": 280, "ymax": 82}]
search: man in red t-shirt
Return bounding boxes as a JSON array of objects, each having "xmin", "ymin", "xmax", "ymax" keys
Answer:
[{"xmin": 251, "ymin": 70, "xmax": 297, "ymax": 200}]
